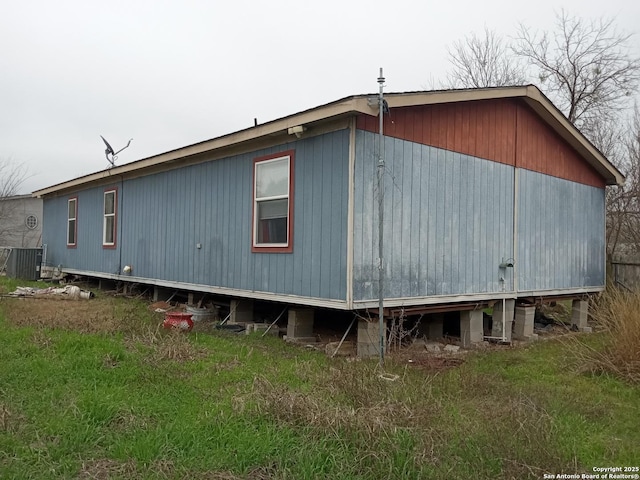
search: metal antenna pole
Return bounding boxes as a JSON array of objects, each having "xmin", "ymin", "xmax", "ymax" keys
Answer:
[{"xmin": 377, "ymin": 68, "xmax": 385, "ymax": 366}]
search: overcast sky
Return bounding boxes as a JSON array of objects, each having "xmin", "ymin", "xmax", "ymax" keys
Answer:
[{"xmin": 1, "ymin": 0, "xmax": 639, "ymax": 194}]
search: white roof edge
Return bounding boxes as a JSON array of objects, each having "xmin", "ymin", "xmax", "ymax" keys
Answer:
[
  {"xmin": 33, "ymin": 96, "xmax": 371, "ymax": 197},
  {"xmin": 33, "ymin": 85, "xmax": 623, "ymax": 197}
]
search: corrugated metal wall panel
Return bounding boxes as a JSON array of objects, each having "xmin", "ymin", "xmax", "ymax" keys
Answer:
[
  {"xmin": 42, "ymin": 130, "xmax": 350, "ymax": 301},
  {"xmin": 353, "ymin": 130, "xmax": 515, "ymax": 301},
  {"xmin": 517, "ymin": 169, "xmax": 605, "ymax": 291},
  {"xmin": 5, "ymin": 248, "xmax": 42, "ymax": 280}
]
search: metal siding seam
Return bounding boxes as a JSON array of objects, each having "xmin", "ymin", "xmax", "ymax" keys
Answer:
[
  {"xmin": 513, "ymin": 167, "xmax": 519, "ymax": 293},
  {"xmin": 464, "ymin": 155, "xmax": 475, "ymax": 292},
  {"xmin": 410, "ymin": 141, "xmax": 422, "ymax": 297},
  {"xmin": 427, "ymin": 146, "xmax": 437, "ymax": 295},
  {"xmin": 479, "ymin": 158, "xmax": 488, "ymax": 292},
  {"xmin": 445, "ymin": 149, "xmax": 453, "ymax": 294},
  {"xmin": 346, "ymin": 119, "xmax": 356, "ymax": 307},
  {"xmin": 235, "ymin": 154, "xmax": 244, "ymax": 289},
  {"xmin": 193, "ymin": 165, "xmax": 202, "ymax": 284},
  {"xmin": 180, "ymin": 169, "xmax": 189, "ymax": 282},
  {"xmin": 436, "ymin": 148, "xmax": 445, "ymax": 295},
  {"xmin": 334, "ymin": 131, "xmax": 347, "ymax": 300},
  {"xmin": 310, "ymin": 139, "xmax": 323, "ymax": 297},
  {"xmin": 451, "ymin": 153, "xmax": 461, "ymax": 294},
  {"xmin": 417, "ymin": 144, "xmax": 428, "ymax": 297},
  {"xmin": 458, "ymin": 154, "xmax": 467, "ymax": 293},
  {"xmin": 398, "ymin": 139, "xmax": 407, "ymax": 296},
  {"xmin": 319, "ymin": 136, "xmax": 331, "ymax": 298}
]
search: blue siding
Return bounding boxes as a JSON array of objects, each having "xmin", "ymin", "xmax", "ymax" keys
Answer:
[
  {"xmin": 517, "ymin": 169, "xmax": 605, "ymax": 291},
  {"xmin": 42, "ymin": 130, "xmax": 350, "ymax": 301},
  {"xmin": 353, "ymin": 130, "xmax": 515, "ymax": 301}
]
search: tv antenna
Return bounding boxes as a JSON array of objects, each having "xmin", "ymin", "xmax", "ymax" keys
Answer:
[{"xmin": 100, "ymin": 135, "xmax": 133, "ymax": 168}]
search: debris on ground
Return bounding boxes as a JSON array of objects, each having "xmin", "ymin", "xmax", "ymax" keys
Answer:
[
  {"xmin": 325, "ymin": 341, "xmax": 356, "ymax": 357},
  {"xmin": 6, "ymin": 285, "xmax": 94, "ymax": 300},
  {"xmin": 148, "ymin": 301, "xmax": 174, "ymax": 313}
]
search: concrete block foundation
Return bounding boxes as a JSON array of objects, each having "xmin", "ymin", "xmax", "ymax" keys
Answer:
[
  {"xmin": 428, "ymin": 314, "xmax": 444, "ymax": 341},
  {"xmin": 514, "ymin": 305, "xmax": 535, "ymax": 340},
  {"xmin": 230, "ymin": 299, "xmax": 254, "ymax": 324},
  {"xmin": 286, "ymin": 308, "xmax": 314, "ymax": 339},
  {"xmin": 460, "ymin": 310, "xmax": 483, "ymax": 347},
  {"xmin": 357, "ymin": 319, "xmax": 385, "ymax": 358},
  {"xmin": 571, "ymin": 299, "xmax": 590, "ymax": 332},
  {"xmin": 152, "ymin": 287, "xmax": 174, "ymax": 302}
]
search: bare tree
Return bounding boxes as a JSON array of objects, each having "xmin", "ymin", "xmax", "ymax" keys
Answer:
[
  {"xmin": 0, "ymin": 158, "xmax": 29, "ymax": 245},
  {"xmin": 513, "ymin": 10, "xmax": 640, "ymax": 135},
  {"xmin": 608, "ymin": 106, "xmax": 640, "ymax": 256},
  {"xmin": 444, "ymin": 13, "xmax": 640, "ymax": 258},
  {"xmin": 445, "ymin": 27, "xmax": 527, "ymax": 88},
  {"xmin": 0, "ymin": 158, "xmax": 28, "ymax": 198}
]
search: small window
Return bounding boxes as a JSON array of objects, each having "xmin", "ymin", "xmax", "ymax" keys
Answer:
[
  {"xmin": 67, "ymin": 198, "xmax": 77, "ymax": 247},
  {"xmin": 252, "ymin": 151, "xmax": 294, "ymax": 253},
  {"xmin": 25, "ymin": 215, "xmax": 38, "ymax": 230},
  {"xmin": 103, "ymin": 189, "xmax": 117, "ymax": 247}
]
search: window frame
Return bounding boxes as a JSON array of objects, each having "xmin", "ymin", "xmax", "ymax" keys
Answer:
[
  {"xmin": 251, "ymin": 150, "xmax": 294, "ymax": 253},
  {"xmin": 102, "ymin": 188, "xmax": 118, "ymax": 249},
  {"xmin": 67, "ymin": 197, "xmax": 77, "ymax": 248}
]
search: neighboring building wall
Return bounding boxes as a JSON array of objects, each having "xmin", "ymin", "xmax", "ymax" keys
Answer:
[
  {"xmin": 42, "ymin": 130, "xmax": 350, "ymax": 301},
  {"xmin": 0, "ymin": 195, "xmax": 42, "ymax": 248},
  {"xmin": 353, "ymin": 130, "xmax": 515, "ymax": 302}
]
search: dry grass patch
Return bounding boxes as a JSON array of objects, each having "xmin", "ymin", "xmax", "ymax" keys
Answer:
[
  {"xmin": 0, "ymin": 297, "xmax": 123, "ymax": 334},
  {"xmin": 126, "ymin": 324, "xmax": 210, "ymax": 363},
  {"xmin": 571, "ymin": 289, "xmax": 640, "ymax": 383},
  {"xmin": 252, "ymin": 361, "xmax": 436, "ymax": 436},
  {"xmin": 0, "ymin": 403, "xmax": 25, "ymax": 433},
  {"xmin": 1, "ymin": 293, "xmax": 211, "ymax": 364},
  {"xmin": 77, "ymin": 458, "xmax": 138, "ymax": 480},
  {"xmin": 77, "ymin": 459, "xmax": 249, "ymax": 480}
]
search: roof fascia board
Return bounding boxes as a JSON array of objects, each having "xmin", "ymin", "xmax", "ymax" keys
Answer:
[
  {"xmin": 381, "ymin": 86, "xmax": 531, "ymax": 108},
  {"xmin": 33, "ymin": 85, "xmax": 623, "ymax": 196},
  {"xmin": 33, "ymin": 102, "xmax": 366, "ymax": 198}
]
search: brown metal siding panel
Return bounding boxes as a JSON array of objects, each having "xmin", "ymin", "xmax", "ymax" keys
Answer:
[
  {"xmin": 357, "ymin": 98, "xmax": 606, "ymax": 187},
  {"xmin": 516, "ymin": 104, "xmax": 605, "ymax": 188},
  {"xmin": 358, "ymin": 99, "xmax": 518, "ymax": 166}
]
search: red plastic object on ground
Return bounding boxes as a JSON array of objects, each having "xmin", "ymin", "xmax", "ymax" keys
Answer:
[{"xmin": 163, "ymin": 312, "xmax": 194, "ymax": 331}]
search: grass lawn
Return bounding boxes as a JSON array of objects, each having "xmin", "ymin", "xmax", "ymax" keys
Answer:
[{"xmin": 0, "ymin": 279, "xmax": 638, "ymax": 479}]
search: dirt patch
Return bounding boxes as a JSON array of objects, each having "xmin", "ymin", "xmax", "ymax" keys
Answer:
[
  {"xmin": 77, "ymin": 458, "xmax": 138, "ymax": 480},
  {"xmin": 1, "ymin": 297, "xmax": 124, "ymax": 334},
  {"xmin": 388, "ymin": 345, "xmax": 467, "ymax": 372},
  {"xmin": 77, "ymin": 458, "xmax": 245, "ymax": 480},
  {"xmin": 0, "ymin": 403, "xmax": 26, "ymax": 433},
  {"xmin": 1, "ymin": 294, "xmax": 211, "ymax": 364}
]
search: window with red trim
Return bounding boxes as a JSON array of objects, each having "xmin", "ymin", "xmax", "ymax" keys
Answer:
[
  {"xmin": 67, "ymin": 197, "xmax": 77, "ymax": 247},
  {"xmin": 252, "ymin": 151, "xmax": 294, "ymax": 253},
  {"xmin": 103, "ymin": 189, "xmax": 117, "ymax": 247}
]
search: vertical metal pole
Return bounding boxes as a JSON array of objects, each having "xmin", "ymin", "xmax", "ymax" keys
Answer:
[{"xmin": 377, "ymin": 68, "xmax": 385, "ymax": 366}]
